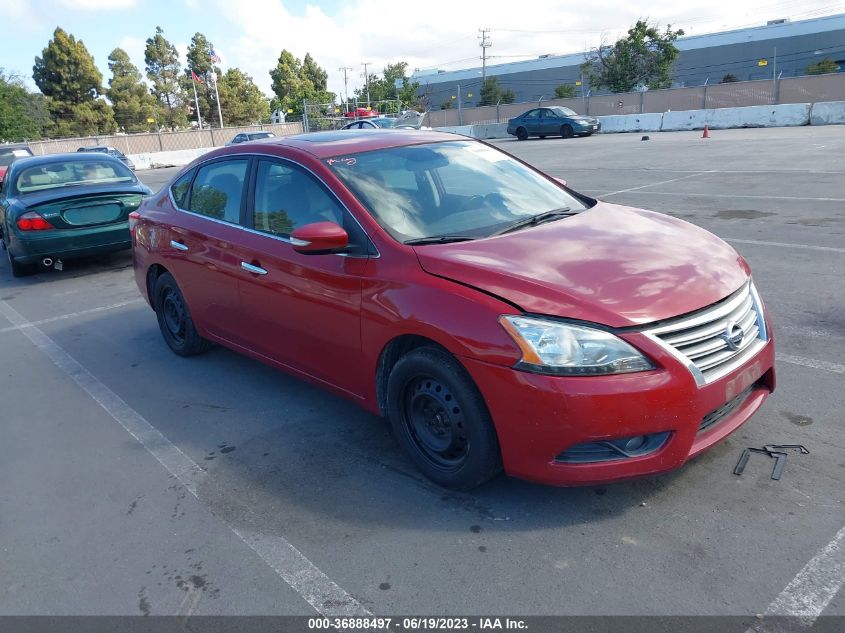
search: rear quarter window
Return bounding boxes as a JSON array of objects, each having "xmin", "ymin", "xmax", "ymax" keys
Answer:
[{"xmin": 170, "ymin": 170, "xmax": 194, "ymax": 209}]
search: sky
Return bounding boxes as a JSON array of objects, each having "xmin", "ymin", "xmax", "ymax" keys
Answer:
[{"xmin": 1, "ymin": 0, "xmax": 844, "ymax": 101}]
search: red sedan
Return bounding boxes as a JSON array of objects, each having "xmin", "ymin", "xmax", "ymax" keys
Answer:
[{"xmin": 132, "ymin": 130, "xmax": 775, "ymax": 489}]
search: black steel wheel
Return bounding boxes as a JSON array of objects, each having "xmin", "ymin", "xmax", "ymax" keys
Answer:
[
  {"xmin": 561, "ymin": 124, "xmax": 574, "ymax": 139},
  {"xmin": 516, "ymin": 127, "xmax": 528, "ymax": 141},
  {"xmin": 387, "ymin": 347, "xmax": 501, "ymax": 489},
  {"xmin": 153, "ymin": 272, "xmax": 211, "ymax": 356}
]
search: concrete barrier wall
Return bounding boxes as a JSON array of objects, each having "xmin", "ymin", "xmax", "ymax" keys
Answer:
[
  {"xmin": 129, "ymin": 147, "xmax": 215, "ymax": 171},
  {"xmin": 661, "ymin": 104, "xmax": 811, "ymax": 131},
  {"xmin": 809, "ymin": 101, "xmax": 845, "ymax": 125},
  {"xmin": 596, "ymin": 113, "xmax": 664, "ymax": 133},
  {"xmin": 472, "ymin": 123, "xmax": 509, "ymax": 139}
]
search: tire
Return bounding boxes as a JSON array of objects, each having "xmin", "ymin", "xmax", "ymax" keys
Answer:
[
  {"xmin": 561, "ymin": 124, "xmax": 574, "ymax": 139},
  {"xmin": 516, "ymin": 127, "xmax": 528, "ymax": 141},
  {"xmin": 386, "ymin": 346, "xmax": 502, "ymax": 489},
  {"xmin": 5, "ymin": 237, "xmax": 34, "ymax": 278},
  {"xmin": 152, "ymin": 272, "xmax": 211, "ymax": 357}
]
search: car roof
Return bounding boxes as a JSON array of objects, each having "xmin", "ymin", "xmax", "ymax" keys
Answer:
[
  {"xmin": 79, "ymin": 146, "xmax": 118, "ymax": 151},
  {"xmin": 1, "ymin": 143, "xmax": 33, "ymax": 152},
  {"xmin": 243, "ymin": 129, "xmax": 466, "ymax": 159}
]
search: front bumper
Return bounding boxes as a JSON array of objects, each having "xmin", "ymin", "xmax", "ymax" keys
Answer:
[
  {"xmin": 461, "ymin": 332, "xmax": 775, "ymax": 486},
  {"xmin": 10, "ymin": 222, "xmax": 131, "ymax": 263},
  {"xmin": 573, "ymin": 120, "xmax": 600, "ymax": 133}
]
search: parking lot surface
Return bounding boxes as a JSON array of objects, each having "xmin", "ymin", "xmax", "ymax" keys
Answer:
[{"xmin": 1, "ymin": 127, "xmax": 842, "ymax": 619}]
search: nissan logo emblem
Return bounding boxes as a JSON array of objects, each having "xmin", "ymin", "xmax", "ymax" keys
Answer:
[{"xmin": 723, "ymin": 321, "xmax": 745, "ymax": 351}]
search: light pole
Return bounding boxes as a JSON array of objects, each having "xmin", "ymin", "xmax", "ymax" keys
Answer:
[{"xmin": 361, "ymin": 62, "xmax": 371, "ymax": 106}]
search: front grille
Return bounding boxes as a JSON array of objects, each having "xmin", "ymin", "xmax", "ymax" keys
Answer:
[
  {"xmin": 644, "ymin": 282, "xmax": 767, "ymax": 385},
  {"xmin": 698, "ymin": 386, "xmax": 754, "ymax": 434}
]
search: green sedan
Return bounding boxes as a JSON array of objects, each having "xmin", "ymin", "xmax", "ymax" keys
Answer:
[{"xmin": 0, "ymin": 153, "xmax": 151, "ymax": 277}]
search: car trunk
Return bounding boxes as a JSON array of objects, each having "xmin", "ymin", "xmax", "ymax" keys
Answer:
[{"xmin": 23, "ymin": 192, "xmax": 144, "ymax": 230}]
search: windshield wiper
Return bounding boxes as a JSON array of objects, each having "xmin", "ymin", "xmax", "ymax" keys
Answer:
[
  {"xmin": 404, "ymin": 235, "xmax": 477, "ymax": 245},
  {"xmin": 491, "ymin": 207, "xmax": 577, "ymax": 236}
]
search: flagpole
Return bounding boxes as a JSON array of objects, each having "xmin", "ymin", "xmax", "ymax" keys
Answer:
[
  {"xmin": 192, "ymin": 76, "xmax": 203, "ymax": 129},
  {"xmin": 210, "ymin": 71, "xmax": 224, "ymax": 129}
]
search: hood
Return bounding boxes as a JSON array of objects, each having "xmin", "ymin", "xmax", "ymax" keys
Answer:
[{"xmin": 414, "ymin": 202, "xmax": 749, "ymax": 328}]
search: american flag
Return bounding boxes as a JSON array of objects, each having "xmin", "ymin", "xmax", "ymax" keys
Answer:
[{"xmin": 209, "ymin": 49, "xmax": 222, "ymax": 64}]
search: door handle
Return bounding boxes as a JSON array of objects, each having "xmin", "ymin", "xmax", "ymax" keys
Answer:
[
  {"xmin": 170, "ymin": 240, "xmax": 188, "ymax": 251},
  {"xmin": 241, "ymin": 262, "xmax": 267, "ymax": 275}
]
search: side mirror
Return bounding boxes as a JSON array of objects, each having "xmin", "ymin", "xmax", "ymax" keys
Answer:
[
  {"xmin": 554, "ymin": 177, "xmax": 567, "ymax": 187},
  {"xmin": 290, "ymin": 221, "xmax": 349, "ymax": 254}
]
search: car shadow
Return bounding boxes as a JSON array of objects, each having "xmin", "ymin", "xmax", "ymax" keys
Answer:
[
  {"xmin": 0, "ymin": 249, "xmax": 133, "ymax": 286},
  {"xmin": 38, "ymin": 305, "xmax": 727, "ymax": 538}
]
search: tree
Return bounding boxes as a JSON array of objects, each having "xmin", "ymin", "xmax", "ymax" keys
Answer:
[
  {"xmin": 218, "ymin": 68, "xmax": 270, "ymax": 125},
  {"xmin": 270, "ymin": 50, "xmax": 309, "ymax": 114},
  {"xmin": 440, "ymin": 100, "xmax": 453, "ymax": 110},
  {"xmin": 145, "ymin": 26, "xmax": 187, "ymax": 129},
  {"xmin": 554, "ymin": 84, "xmax": 576, "ymax": 98},
  {"xmin": 32, "ymin": 28, "xmax": 116, "ymax": 136},
  {"xmin": 807, "ymin": 58, "xmax": 839, "ymax": 75},
  {"xmin": 269, "ymin": 50, "xmax": 334, "ymax": 114},
  {"xmin": 720, "ymin": 73, "xmax": 738, "ymax": 83},
  {"xmin": 582, "ymin": 20, "xmax": 684, "ymax": 93},
  {"xmin": 501, "ymin": 89, "xmax": 516, "ymax": 104},
  {"xmin": 352, "ymin": 61, "xmax": 420, "ymax": 109},
  {"xmin": 0, "ymin": 70, "xmax": 48, "ymax": 140},
  {"xmin": 107, "ymin": 48, "xmax": 158, "ymax": 132}
]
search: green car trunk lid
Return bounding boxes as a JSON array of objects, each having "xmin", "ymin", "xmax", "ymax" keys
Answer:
[{"xmin": 28, "ymin": 193, "xmax": 143, "ymax": 229}]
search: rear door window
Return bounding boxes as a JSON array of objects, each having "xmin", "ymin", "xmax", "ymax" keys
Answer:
[{"xmin": 188, "ymin": 160, "xmax": 249, "ymax": 224}]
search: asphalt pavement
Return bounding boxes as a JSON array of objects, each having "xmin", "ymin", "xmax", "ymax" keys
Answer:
[{"xmin": 0, "ymin": 126, "xmax": 842, "ymax": 621}]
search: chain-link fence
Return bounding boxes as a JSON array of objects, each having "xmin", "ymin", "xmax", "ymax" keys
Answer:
[
  {"xmin": 302, "ymin": 99, "xmax": 404, "ymax": 132},
  {"xmin": 424, "ymin": 72, "xmax": 845, "ymax": 126},
  {"xmin": 25, "ymin": 121, "xmax": 305, "ymax": 157}
]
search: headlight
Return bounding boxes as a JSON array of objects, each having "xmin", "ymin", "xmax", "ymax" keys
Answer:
[{"xmin": 499, "ymin": 315, "xmax": 654, "ymax": 375}]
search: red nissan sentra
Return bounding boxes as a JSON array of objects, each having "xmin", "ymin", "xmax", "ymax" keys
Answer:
[{"xmin": 132, "ymin": 130, "xmax": 775, "ymax": 489}]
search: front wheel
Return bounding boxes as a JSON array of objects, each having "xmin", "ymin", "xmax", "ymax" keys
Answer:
[
  {"xmin": 516, "ymin": 127, "xmax": 528, "ymax": 141},
  {"xmin": 153, "ymin": 272, "xmax": 211, "ymax": 356},
  {"xmin": 561, "ymin": 124, "xmax": 574, "ymax": 139},
  {"xmin": 386, "ymin": 347, "xmax": 502, "ymax": 489}
]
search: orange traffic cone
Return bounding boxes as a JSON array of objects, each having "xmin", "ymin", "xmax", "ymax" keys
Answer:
[{"xmin": 702, "ymin": 124, "xmax": 710, "ymax": 138}]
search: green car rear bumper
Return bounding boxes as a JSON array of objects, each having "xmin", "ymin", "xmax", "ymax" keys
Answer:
[{"xmin": 9, "ymin": 222, "xmax": 131, "ymax": 264}]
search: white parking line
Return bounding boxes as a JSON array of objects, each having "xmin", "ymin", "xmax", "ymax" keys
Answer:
[
  {"xmin": 727, "ymin": 239, "xmax": 845, "ymax": 254},
  {"xmin": 0, "ymin": 299, "xmax": 143, "ymax": 335},
  {"xmin": 776, "ymin": 354, "xmax": 845, "ymax": 374},
  {"xmin": 600, "ymin": 171, "xmax": 715, "ymax": 197},
  {"xmin": 749, "ymin": 526, "xmax": 845, "ymax": 631},
  {"xmin": 0, "ymin": 298, "xmax": 370, "ymax": 618},
  {"xmin": 586, "ymin": 190, "xmax": 845, "ymax": 203}
]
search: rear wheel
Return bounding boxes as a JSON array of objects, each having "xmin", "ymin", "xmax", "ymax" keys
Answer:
[
  {"xmin": 4, "ymin": 237, "xmax": 34, "ymax": 278},
  {"xmin": 516, "ymin": 127, "xmax": 528, "ymax": 141},
  {"xmin": 153, "ymin": 272, "xmax": 211, "ymax": 356},
  {"xmin": 386, "ymin": 347, "xmax": 502, "ymax": 490},
  {"xmin": 561, "ymin": 124, "xmax": 574, "ymax": 138}
]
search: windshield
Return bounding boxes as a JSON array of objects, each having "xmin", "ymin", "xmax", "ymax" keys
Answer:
[
  {"xmin": 13, "ymin": 159, "xmax": 136, "ymax": 194},
  {"xmin": 249, "ymin": 132, "xmax": 274, "ymax": 140},
  {"xmin": 553, "ymin": 107, "xmax": 578, "ymax": 117},
  {"xmin": 326, "ymin": 141, "xmax": 589, "ymax": 242}
]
